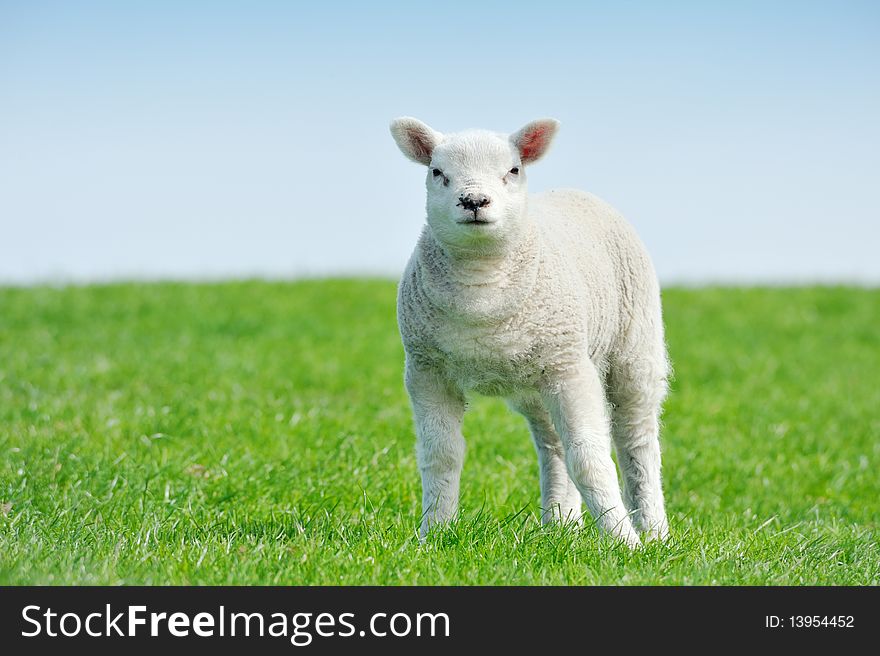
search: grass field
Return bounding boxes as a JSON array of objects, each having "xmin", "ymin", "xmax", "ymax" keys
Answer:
[{"xmin": 0, "ymin": 280, "xmax": 877, "ymax": 585}]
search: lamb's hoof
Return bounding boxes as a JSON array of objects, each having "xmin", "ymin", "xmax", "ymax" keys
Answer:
[
  {"xmin": 540, "ymin": 507, "xmax": 584, "ymax": 527},
  {"xmin": 640, "ymin": 520, "xmax": 670, "ymax": 544},
  {"xmin": 611, "ymin": 525, "xmax": 643, "ymax": 550}
]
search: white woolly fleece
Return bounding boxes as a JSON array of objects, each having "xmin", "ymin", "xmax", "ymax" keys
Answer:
[{"xmin": 391, "ymin": 117, "xmax": 670, "ymax": 548}]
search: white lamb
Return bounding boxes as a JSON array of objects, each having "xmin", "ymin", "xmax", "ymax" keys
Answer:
[{"xmin": 390, "ymin": 117, "xmax": 670, "ymax": 548}]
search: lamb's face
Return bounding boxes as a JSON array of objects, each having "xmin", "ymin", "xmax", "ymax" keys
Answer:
[
  {"xmin": 391, "ymin": 117, "xmax": 559, "ymax": 254},
  {"xmin": 424, "ymin": 131, "xmax": 526, "ymax": 250}
]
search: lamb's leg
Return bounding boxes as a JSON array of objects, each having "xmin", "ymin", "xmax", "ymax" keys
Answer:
[
  {"xmin": 609, "ymin": 357, "xmax": 670, "ymax": 542},
  {"xmin": 405, "ymin": 363, "xmax": 467, "ymax": 540},
  {"xmin": 543, "ymin": 359, "xmax": 641, "ymax": 548},
  {"xmin": 509, "ymin": 395, "xmax": 582, "ymax": 525}
]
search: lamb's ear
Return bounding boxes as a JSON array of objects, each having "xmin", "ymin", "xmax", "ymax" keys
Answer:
[
  {"xmin": 390, "ymin": 117, "xmax": 443, "ymax": 166},
  {"xmin": 511, "ymin": 118, "xmax": 560, "ymax": 164}
]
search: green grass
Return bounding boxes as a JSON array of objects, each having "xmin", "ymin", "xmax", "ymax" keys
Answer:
[{"xmin": 0, "ymin": 280, "xmax": 877, "ymax": 585}]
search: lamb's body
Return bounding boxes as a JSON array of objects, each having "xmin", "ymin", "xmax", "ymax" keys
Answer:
[
  {"xmin": 391, "ymin": 118, "xmax": 670, "ymax": 547},
  {"xmin": 399, "ymin": 189, "xmax": 664, "ymax": 398}
]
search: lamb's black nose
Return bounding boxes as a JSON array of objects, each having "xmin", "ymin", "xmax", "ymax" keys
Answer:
[{"xmin": 457, "ymin": 193, "xmax": 491, "ymax": 212}]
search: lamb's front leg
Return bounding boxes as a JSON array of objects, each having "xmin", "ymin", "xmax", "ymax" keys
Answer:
[
  {"xmin": 405, "ymin": 362, "xmax": 467, "ymax": 540},
  {"xmin": 543, "ymin": 360, "xmax": 641, "ymax": 548}
]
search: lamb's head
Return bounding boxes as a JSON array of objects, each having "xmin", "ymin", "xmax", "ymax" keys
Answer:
[{"xmin": 390, "ymin": 117, "xmax": 559, "ymax": 254}]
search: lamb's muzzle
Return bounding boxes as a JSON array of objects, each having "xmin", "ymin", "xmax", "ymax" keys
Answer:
[{"xmin": 457, "ymin": 193, "xmax": 491, "ymax": 211}]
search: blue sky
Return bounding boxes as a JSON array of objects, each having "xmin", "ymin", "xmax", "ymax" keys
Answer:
[{"xmin": 1, "ymin": 1, "xmax": 878, "ymax": 283}]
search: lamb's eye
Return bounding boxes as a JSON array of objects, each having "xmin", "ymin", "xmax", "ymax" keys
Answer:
[
  {"xmin": 432, "ymin": 168, "xmax": 443, "ymax": 177},
  {"xmin": 509, "ymin": 167, "xmax": 520, "ymax": 175}
]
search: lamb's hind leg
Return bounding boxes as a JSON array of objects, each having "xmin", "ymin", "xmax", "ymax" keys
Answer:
[
  {"xmin": 609, "ymin": 356, "xmax": 670, "ymax": 541},
  {"xmin": 543, "ymin": 359, "xmax": 641, "ymax": 548},
  {"xmin": 509, "ymin": 395, "xmax": 582, "ymax": 525}
]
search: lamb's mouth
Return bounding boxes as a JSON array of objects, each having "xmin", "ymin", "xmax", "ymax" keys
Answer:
[{"xmin": 456, "ymin": 217, "xmax": 494, "ymax": 225}]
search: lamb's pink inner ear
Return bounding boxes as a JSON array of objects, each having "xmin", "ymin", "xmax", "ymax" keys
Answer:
[
  {"xmin": 514, "ymin": 120, "xmax": 559, "ymax": 164},
  {"xmin": 519, "ymin": 127, "xmax": 550, "ymax": 161},
  {"xmin": 391, "ymin": 118, "xmax": 441, "ymax": 165},
  {"xmin": 407, "ymin": 129, "xmax": 435, "ymax": 163}
]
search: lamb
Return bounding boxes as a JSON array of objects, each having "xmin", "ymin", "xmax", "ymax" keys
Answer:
[{"xmin": 390, "ymin": 117, "xmax": 670, "ymax": 548}]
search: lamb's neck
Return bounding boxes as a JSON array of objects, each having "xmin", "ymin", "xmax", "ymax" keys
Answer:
[{"xmin": 417, "ymin": 228, "xmax": 541, "ymax": 323}]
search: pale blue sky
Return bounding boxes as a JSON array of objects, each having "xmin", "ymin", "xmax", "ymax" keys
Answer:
[{"xmin": 1, "ymin": 1, "xmax": 878, "ymax": 284}]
